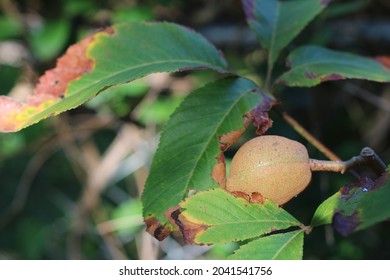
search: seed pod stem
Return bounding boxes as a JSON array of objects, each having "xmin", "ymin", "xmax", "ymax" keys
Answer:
[{"xmin": 309, "ymin": 147, "xmax": 387, "ymax": 176}]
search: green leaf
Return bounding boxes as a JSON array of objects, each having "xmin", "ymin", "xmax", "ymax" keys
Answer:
[
  {"xmin": 0, "ymin": 21, "xmax": 228, "ymax": 132},
  {"xmin": 242, "ymin": 0, "xmax": 330, "ymax": 67},
  {"xmin": 228, "ymin": 230, "xmax": 304, "ymax": 260},
  {"xmin": 333, "ymin": 174, "xmax": 390, "ymax": 236},
  {"xmin": 168, "ymin": 189, "xmax": 300, "ymax": 245},
  {"xmin": 311, "ymin": 192, "xmax": 340, "ymax": 227},
  {"xmin": 142, "ymin": 77, "xmax": 276, "ymax": 240},
  {"xmin": 277, "ymin": 45, "xmax": 390, "ymax": 87}
]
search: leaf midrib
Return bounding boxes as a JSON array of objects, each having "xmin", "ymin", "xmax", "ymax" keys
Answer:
[{"xmin": 69, "ymin": 59, "xmax": 226, "ymax": 96}]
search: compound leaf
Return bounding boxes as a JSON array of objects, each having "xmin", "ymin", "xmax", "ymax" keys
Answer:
[
  {"xmin": 228, "ymin": 230, "xmax": 304, "ymax": 260},
  {"xmin": 167, "ymin": 189, "xmax": 300, "ymax": 245},
  {"xmin": 0, "ymin": 21, "xmax": 228, "ymax": 132},
  {"xmin": 142, "ymin": 77, "xmax": 276, "ymax": 240},
  {"xmin": 242, "ymin": 0, "xmax": 330, "ymax": 67},
  {"xmin": 277, "ymin": 45, "xmax": 390, "ymax": 87}
]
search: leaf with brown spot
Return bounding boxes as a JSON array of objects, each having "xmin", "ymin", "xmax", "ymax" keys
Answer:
[
  {"xmin": 211, "ymin": 153, "xmax": 227, "ymax": 188},
  {"xmin": 244, "ymin": 90, "xmax": 278, "ymax": 134},
  {"xmin": 276, "ymin": 45, "xmax": 390, "ymax": 87},
  {"xmin": 166, "ymin": 189, "xmax": 300, "ymax": 245},
  {"xmin": 142, "ymin": 77, "xmax": 276, "ymax": 239},
  {"xmin": 331, "ymin": 172, "xmax": 390, "ymax": 236},
  {"xmin": 144, "ymin": 216, "xmax": 172, "ymax": 241},
  {"xmin": 0, "ymin": 22, "xmax": 228, "ymax": 132}
]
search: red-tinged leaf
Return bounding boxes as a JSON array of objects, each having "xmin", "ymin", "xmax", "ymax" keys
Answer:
[
  {"xmin": 276, "ymin": 45, "xmax": 390, "ymax": 87},
  {"xmin": 142, "ymin": 77, "xmax": 276, "ymax": 241},
  {"xmin": 0, "ymin": 33, "xmax": 97, "ymax": 132},
  {"xmin": 0, "ymin": 22, "xmax": 228, "ymax": 133}
]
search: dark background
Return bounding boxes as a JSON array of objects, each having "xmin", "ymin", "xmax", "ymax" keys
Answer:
[{"xmin": 0, "ymin": 0, "xmax": 389, "ymax": 259}]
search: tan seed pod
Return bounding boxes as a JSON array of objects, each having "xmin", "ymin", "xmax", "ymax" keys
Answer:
[{"xmin": 226, "ymin": 135, "xmax": 312, "ymax": 205}]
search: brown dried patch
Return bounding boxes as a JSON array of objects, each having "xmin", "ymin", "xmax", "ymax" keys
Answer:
[
  {"xmin": 245, "ymin": 90, "xmax": 278, "ymax": 135},
  {"xmin": 34, "ymin": 36, "xmax": 94, "ymax": 98},
  {"xmin": 35, "ymin": 26, "xmax": 115, "ymax": 98},
  {"xmin": 230, "ymin": 190, "xmax": 251, "ymax": 201},
  {"xmin": 144, "ymin": 216, "xmax": 172, "ymax": 241},
  {"xmin": 213, "ymin": 127, "xmax": 246, "ymax": 188},
  {"xmin": 340, "ymin": 172, "xmax": 389, "ymax": 200},
  {"xmin": 166, "ymin": 206, "xmax": 208, "ymax": 244},
  {"xmin": 211, "ymin": 91, "xmax": 276, "ymax": 185},
  {"xmin": 230, "ymin": 190, "xmax": 266, "ymax": 205},
  {"xmin": 332, "ymin": 211, "xmax": 361, "ymax": 236},
  {"xmin": 0, "ymin": 27, "xmax": 115, "ymax": 133},
  {"xmin": 321, "ymin": 73, "xmax": 345, "ymax": 82},
  {"xmin": 219, "ymin": 128, "xmax": 246, "ymax": 152},
  {"xmin": 250, "ymin": 192, "xmax": 266, "ymax": 204},
  {"xmin": 211, "ymin": 153, "xmax": 227, "ymax": 189}
]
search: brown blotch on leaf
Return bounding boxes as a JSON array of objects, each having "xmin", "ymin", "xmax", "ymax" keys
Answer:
[
  {"xmin": 250, "ymin": 192, "xmax": 266, "ymax": 204},
  {"xmin": 34, "ymin": 26, "xmax": 115, "ymax": 99},
  {"xmin": 34, "ymin": 36, "xmax": 94, "ymax": 99},
  {"xmin": 244, "ymin": 90, "xmax": 278, "ymax": 135},
  {"xmin": 211, "ymin": 153, "xmax": 227, "ymax": 188},
  {"xmin": 144, "ymin": 216, "xmax": 172, "ymax": 241},
  {"xmin": 166, "ymin": 206, "xmax": 208, "ymax": 245},
  {"xmin": 211, "ymin": 90, "xmax": 276, "ymax": 188},
  {"xmin": 230, "ymin": 190, "xmax": 266, "ymax": 205},
  {"xmin": 219, "ymin": 128, "xmax": 246, "ymax": 152},
  {"xmin": 332, "ymin": 211, "xmax": 361, "ymax": 236},
  {"xmin": 339, "ymin": 176, "xmax": 374, "ymax": 200},
  {"xmin": 321, "ymin": 73, "xmax": 345, "ymax": 82},
  {"xmin": 305, "ymin": 72, "xmax": 318, "ymax": 79},
  {"xmin": 340, "ymin": 172, "xmax": 389, "ymax": 201}
]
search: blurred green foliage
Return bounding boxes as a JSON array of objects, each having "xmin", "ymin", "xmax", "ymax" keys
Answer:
[{"xmin": 0, "ymin": 0, "xmax": 390, "ymax": 259}]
